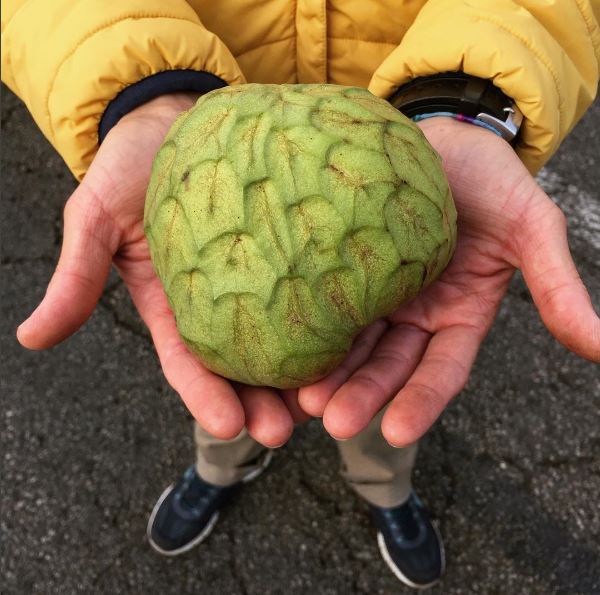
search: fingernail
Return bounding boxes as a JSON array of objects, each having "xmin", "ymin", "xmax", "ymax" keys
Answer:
[
  {"xmin": 270, "ymin": 441, "xmax": 288, "ymax": 449},
  {"xmin": 388, "ymin": 440, "xmax": 410, "ymax": 449}
]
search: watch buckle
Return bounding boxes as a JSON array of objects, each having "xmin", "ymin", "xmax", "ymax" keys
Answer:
[{"xmin": 476, "ymin": 106, "xmax": 523, "ymax": 143}]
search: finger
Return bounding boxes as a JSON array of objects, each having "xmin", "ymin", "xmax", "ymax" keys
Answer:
[
  {"xmin": 516, "ymin": 200, "xmax": 600, "ymax": 362},
  {"xmin": 280, "ymin": 389, "xmax": 311, "ymax": 424},
  {"xmin": 322, "ymin": 324, "xmax": 430, "ymax": 440},
  {"xmin": 381, "ymin": 324, "xmax": 484, "ymax": 447},
  {"xmin": 297, "ymin": 319, "xmax": 389, "ymax": 417},
  {"xmin": 17, "ymin": 185, "xmax": 121, "ymax": 349},
  {"xmin": 126, "ymin": 272, "xmax": 245, "ymax": 440},
  {"xmin": 238, "ymin": 385, "xmax": 295, "ymax": 448}
]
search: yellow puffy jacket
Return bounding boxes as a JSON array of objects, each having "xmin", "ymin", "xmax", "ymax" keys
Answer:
[{"xmin": 2, "ymin": 0, "xmax": 599, "ymax": 179}]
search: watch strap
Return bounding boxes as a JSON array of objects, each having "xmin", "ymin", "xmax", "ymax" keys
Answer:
[{"xmin": 388, "ymin": 72, "xmax": 522, "ymax": 144}]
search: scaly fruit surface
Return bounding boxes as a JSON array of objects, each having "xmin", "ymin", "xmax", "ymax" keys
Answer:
[{"xmin": 144, "ymin": 84, "xmax": 456, "ymax": 388}]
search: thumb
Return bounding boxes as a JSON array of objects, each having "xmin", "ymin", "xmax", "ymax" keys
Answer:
[
  {"xmin": 17, "ymin": 184, "xmax": 121, "ymax": 349},
  {"xmin": 515, "ymin": 195, "xmax": 600, "ymax": 362}
]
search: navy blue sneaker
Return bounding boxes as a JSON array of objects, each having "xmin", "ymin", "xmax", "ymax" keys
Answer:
[
  {"xmin": 370, "ymin": 492, "xmax": 445, "ymax": 589},
  {"xmin": 147, "ymin": 451, "xmax": 273, "ymax": 556}
]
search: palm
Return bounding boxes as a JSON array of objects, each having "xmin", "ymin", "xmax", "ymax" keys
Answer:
[
  {"xmin": 298, "ymin": 117, "xmax": 600, "ymax": 446},
  {"xmin": 17, "ymin": 94, "xmax": 301, "ymax": 447}
]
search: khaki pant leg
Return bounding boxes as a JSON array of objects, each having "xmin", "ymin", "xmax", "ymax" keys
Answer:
[
  {"xmin": 194, "ymin": 423, "xmax": 267, "ymax": 487},
  {"xmin": 336, "ymin": 410, "xmax": 418, "ymax": 508}
]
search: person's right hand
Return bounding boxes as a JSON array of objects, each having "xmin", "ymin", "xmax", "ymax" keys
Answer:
[
  {"xmin": 297, "ymin": 116, "xmax": 600, "ymax": 446},
  {"xmin": 16, "ymin": 93, "xmax": 303, "ymax": 448}
]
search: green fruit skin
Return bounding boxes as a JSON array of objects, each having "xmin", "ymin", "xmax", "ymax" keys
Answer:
[{"xmin": 144, "ymin": 84, "xmax": 456, "ymax": 389}]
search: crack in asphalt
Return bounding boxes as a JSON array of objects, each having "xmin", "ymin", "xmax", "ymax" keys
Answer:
[
  {"xmin": 1, "ymin": 255, "xmax": 56, "ymax": 266},
  {"xmin": 97, "ymin": 299, "xmax": 151, "ymax": 343}
]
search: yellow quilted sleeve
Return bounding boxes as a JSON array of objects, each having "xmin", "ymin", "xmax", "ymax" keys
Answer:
[
  {"xmin": 369, "ymin": 0, "xmax": 600, "ymax": 174},
  {"xmin": 1, "ymin": 0, "xmax": 246, "ymax": 179}
]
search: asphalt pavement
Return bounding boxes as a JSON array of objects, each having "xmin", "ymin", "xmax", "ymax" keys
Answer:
[{"xmin": 1, "ymin": 85, "xmax": 599, "ymax": 595}]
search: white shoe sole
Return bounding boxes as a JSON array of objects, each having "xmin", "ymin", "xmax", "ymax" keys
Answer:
[
  {"xmin": 147, "ymin": 450, "xmax": 274, "ymax": 556},
  {"xmin": 241, "ymin": 450, "xmax": 274, "ymax": 483},
  {"xmin": 376, "ymin": 523, "xmax": 446, "ymax": 590}
]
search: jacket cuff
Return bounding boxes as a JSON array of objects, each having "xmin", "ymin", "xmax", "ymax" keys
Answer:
[
  {"xmin": 367, "ymin": 0, "xmax": 600, "ymax": 174},
  {"xmin": 98, "ymin": 69, "xmax": 228, "ymax": 142}
]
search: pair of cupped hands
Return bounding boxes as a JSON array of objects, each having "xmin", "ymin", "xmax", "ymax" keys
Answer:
[{"xmin": 18, "ymin": 92, "xmax": 600, "ymax": 448}]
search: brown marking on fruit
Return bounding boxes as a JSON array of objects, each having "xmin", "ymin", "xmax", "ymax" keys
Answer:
[
  {"xmin": 315, "ymin": 108, "xmax": 378, "ymax": 128},
  {"xmin": 232, "ymin": 295, "xmax": 264, "ymax": 383},
  {"xmin": 279, "ymin": 133, "xmax": 304, "ymax": 158},
  {"xmin": 328, "ymin": 162, "xmax": 364, "ymax": 190},
  {"xmin": 286, "ymin": 281, "xmax": 306, "ymax": 329},
  {"xmin": 355, "ymin": 242, "xmax": 384, "ymax": 279},
  {"xmin": 206, "ymin": 162, "xmax": 218, "ymax": 215},
  {"xmin": 291, "ymin": 203, "xmax": 317, "ymax": 250},
  {"xmin": 384, "ymin": 130, "xmax": 446, "ymax": 212},
  {"xmin": 255, "ymin": 181, "xmax": 288, "ymax": 264},
  {"xmin": 226, "ymin": 234, "xmax": 243, "ymax": 266},
  {"xmin": 164, "ymin": 200, "xmax": 182, "ymax": 260},
  {"xmin": 241, "ymin": 117, "xmax": 261, "ymax": 168},
  {"xmin": 358, "ymin": 244, "xmax": 374, "ymax": 261},
  {"xmin": 147, "ymin": 142, "xmax": 176, "ymax": 218},
  {"xmin": 200, "ymin": 109, "xmax": 232, "ymax": 154},
  {"xmin": 328, "ymin": 163, "xmax": 346, "ymax": 179},
  {"xmin": 282, "ymin": 278, "xmax": 335, "ymax": 344},
  {"xmin": 186, "ymin": 271, "xmax": 195, "ymax": 309},
  {"xmin": 324, "ymin": 274, "xmax": 362, "ymax": 327},
  {"xmin": 181, "ymin": 170, "xmax": 190, "ymax": 191},
  {"xmin": 287, "ymin": 310, "xmax": 303, "ymax": 327},
  {"xmin": 225, "ymin": 233, "xmax": 252, "ymax": 270}
]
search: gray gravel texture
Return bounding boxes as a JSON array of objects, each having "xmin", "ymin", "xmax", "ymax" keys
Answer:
[{"xmin": 1, "ymin": 84, "xmax": 599, "ymax": 595}]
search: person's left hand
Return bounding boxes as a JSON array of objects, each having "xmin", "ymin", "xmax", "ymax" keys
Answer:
[
  {"xmin": 16, "ymin": 93, "xmax": 306, "ymax": 448},
  {"xmin": 297, "ymin": 116, "xmax": 600, "ymax": 447}
]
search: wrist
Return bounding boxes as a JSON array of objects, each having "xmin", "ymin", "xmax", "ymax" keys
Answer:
[
  {"xmin": 133, "ymin": 92, "xmax": 201, "ymax": 116},
  {"xmin": 118, "ymin": 92, "xmax": 200, "ymax": 130},
  {"xmin": 415, "ymin": 115, "xmax": 505, "ymax": 172},
  {"xmin": 416, "ymin": 116, "xmax": 474, "ymax": 143}
]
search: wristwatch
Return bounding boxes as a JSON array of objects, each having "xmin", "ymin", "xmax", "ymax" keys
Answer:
[{"xmin": 388, "ymin": 72, "xmax": 523, "ymax": 145}]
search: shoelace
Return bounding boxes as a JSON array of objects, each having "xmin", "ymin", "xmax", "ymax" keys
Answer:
[
  {"xmin": 179, "ymin": 469, "xmax": 218, "ymax": 510},
  {"xmin": 380, "ymin": 497, "xmax": 422, "ymax": 542}
]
